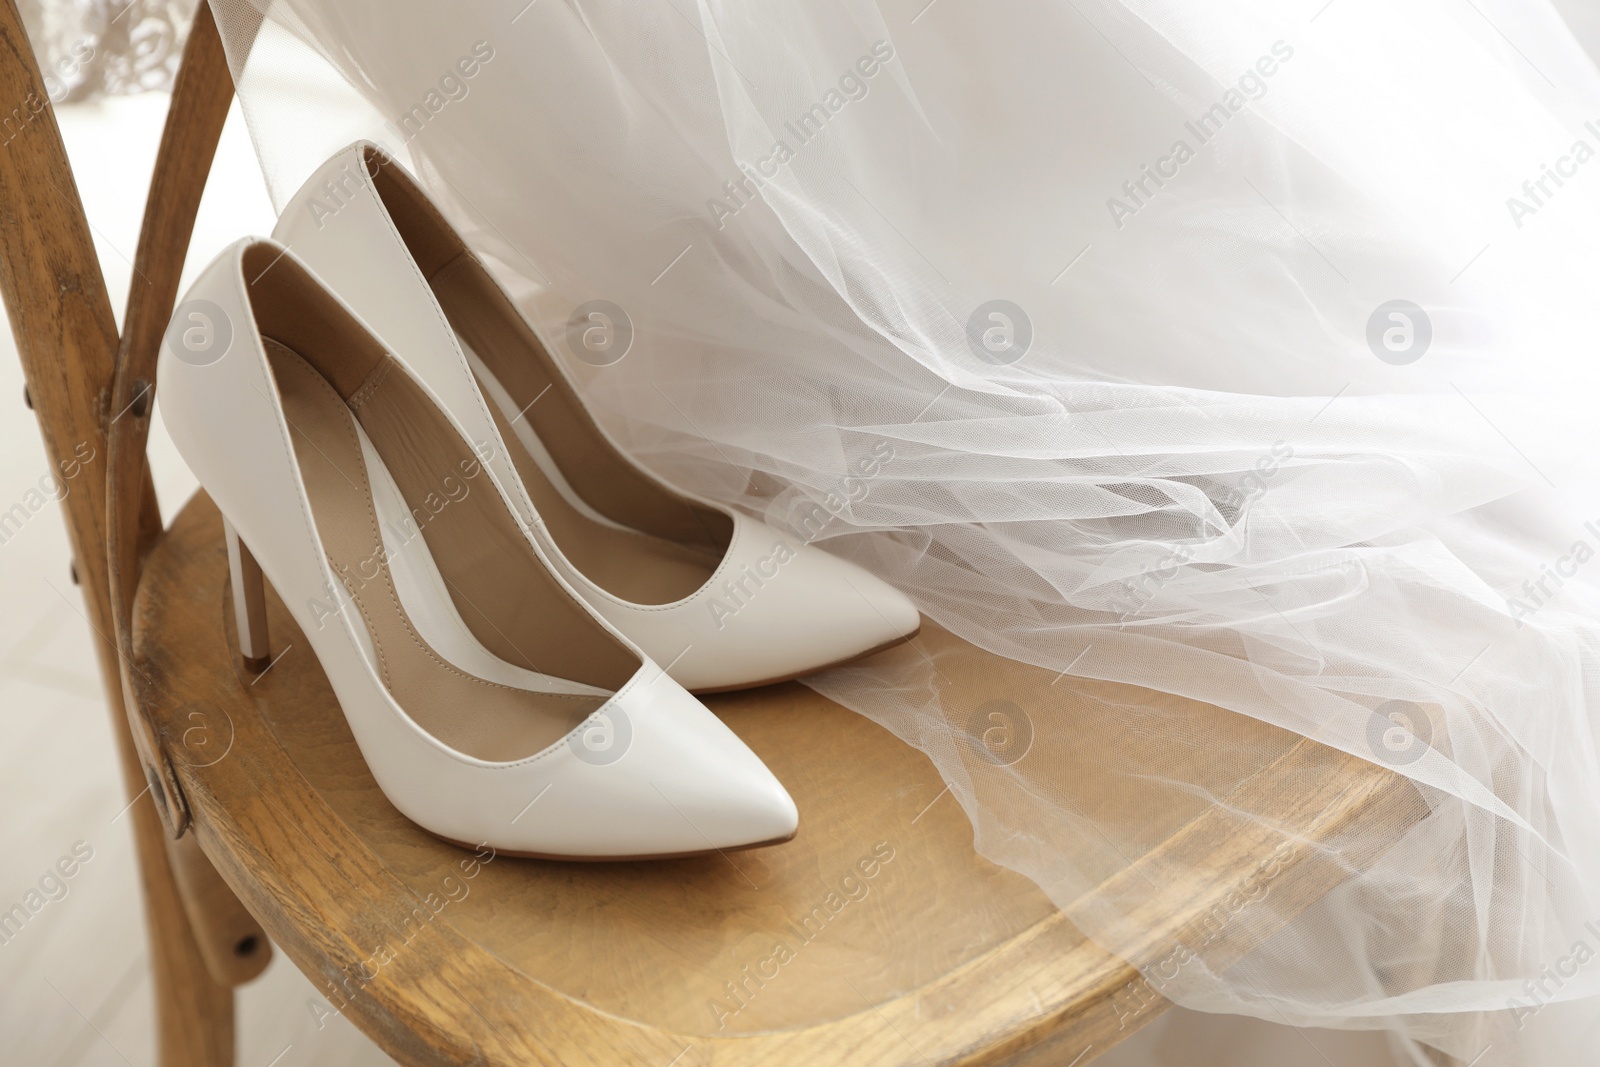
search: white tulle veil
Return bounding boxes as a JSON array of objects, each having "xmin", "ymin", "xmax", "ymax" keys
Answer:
[{"xmin": 202, "ymin": 0, "xmax": 1600, "ymax": 1061}]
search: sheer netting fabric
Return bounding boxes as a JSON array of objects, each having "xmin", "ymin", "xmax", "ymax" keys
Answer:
[{"xmin": 205, "ymin": 1, "xmax": 1600, "ymax": 1062}]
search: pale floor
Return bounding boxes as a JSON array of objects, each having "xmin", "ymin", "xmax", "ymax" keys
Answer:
[{"xmin": 0, "ymin": 91, "xmax": 1400, "ymax": 1067}]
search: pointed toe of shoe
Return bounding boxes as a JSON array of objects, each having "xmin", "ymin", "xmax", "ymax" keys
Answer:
[
  {"xmin": 490, "ymin": 667, "xmax": 796, "ymax": 858},
  {"xmin": 587, "ymin": 512, "xmax": 921, "ymax": 694},
  {"xmin": 639, "ymin": 678, "xmax": 800, "ymax": 849},
  {"xmin": 781, "ymin": 545, "xmax": 922, "ymax": 667},
  {"xmin": 672, "ymin": 516, "xmax": 921, "ymax": 691},
  {"xmin": 673, "ymin": 753, "xmax": 800, "ymax": 848},
  {"xmin": 833, "ymin": 560, "xmax": 922, "ymax": 647}
]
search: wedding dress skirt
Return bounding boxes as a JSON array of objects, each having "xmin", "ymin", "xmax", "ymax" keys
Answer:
[{"xmin": 206, "ymin": 0, "xmax": 1600, "ymax": 1062}]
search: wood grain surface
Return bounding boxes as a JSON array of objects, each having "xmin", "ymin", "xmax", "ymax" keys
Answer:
[{"xmin": 130, "ymin": 493, "xmax": 1426, "ymax": 1065}]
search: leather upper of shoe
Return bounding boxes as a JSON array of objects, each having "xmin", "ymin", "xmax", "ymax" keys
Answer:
[
  {"xmin": 157, "ymin": 238, "xmax": 797, "ymax": 856},
  {"xmin": 272, "ymin": 142, "xmax": 921, "ymax": 692},
  {"xmin": 578, "ymin": 509, "xmax": 921, "ymax": 692}
]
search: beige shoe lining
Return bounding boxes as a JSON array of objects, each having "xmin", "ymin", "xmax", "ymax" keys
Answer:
[
  {"xmin": 242, "ymin": 244, "xmax": 638, "ymax": 762},
  {"xmin": 365, "ymin": 147, "xmax": 734, "ymax": 606}
]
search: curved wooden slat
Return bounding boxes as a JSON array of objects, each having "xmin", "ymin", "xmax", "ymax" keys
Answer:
[
  {"xmin": 0, "ymin": 0, "xmax": 241, "ymax": 1060},
  {"xmin": 0, "ymin": 6, "xmax": 121, "ymax": 750},
  {"xmin": 135, "ymin": 492, "xmax": 1426, "ymax": 1066},
  {"xmin": 96, "ymin": 0, "xmax": 273, "ymax": 989},
  {"xmin": 105, "ymin": 0, "xmax": 236, "ymax": 833}
]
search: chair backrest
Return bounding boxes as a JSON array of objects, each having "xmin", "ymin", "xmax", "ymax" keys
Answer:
[{"xmin": 0, "ymin": 0, "xmax": 234, "ymax": 838}]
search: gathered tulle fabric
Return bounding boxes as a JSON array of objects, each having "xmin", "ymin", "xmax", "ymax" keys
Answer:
[{"xmin": 207, "ymin": 0, "xmax": 1600, "ymax": 1061}]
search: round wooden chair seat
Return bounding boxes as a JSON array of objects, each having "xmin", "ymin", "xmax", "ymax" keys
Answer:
[
  {"xmin": 131, "ymin": 492, "xmax": 1425, "ymax": 1065},
  {"xmin": 133, "ymin": 492, "xmax": 1126, "ymax": 1064}
]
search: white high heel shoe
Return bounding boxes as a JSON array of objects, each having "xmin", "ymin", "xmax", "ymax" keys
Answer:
[
  {"xmin": 274, "ymin": 142, "xmax": 922, "ymax": 694},
  {"xmin": 159, "ymin": 238, "xmax": 798, "ymax": 859}
]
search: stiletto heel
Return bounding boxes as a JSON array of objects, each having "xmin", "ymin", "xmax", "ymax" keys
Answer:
[{"xmin": 223, "ymin": 516, "xmax": 270, "ymax": 673}]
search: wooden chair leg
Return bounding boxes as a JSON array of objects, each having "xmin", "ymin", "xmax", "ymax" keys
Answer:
[
  {"xmin": 111, "ymin": 703, "xmax": 236, "ymax": 1067},
  {"xmin": 167, "ymin": 831, "xmax": 274, "ymax": 988}
]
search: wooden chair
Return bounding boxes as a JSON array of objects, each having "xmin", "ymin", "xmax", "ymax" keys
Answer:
[{"xmin": 0, "ymin": 4, "xmax": 1428, "ymax": 1064}]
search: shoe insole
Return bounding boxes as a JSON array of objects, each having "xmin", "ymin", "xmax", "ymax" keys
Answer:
[
  {"xmin": 425, "ymin": 253, "xmax": 732, "ymax": 607},
  {"xmin": 266, "ymin": 340, "xmax": 609, "ymax": 762},
  {"xmin": 466, "ymin": 344, "xmax": 723, "ymax": 606}
]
